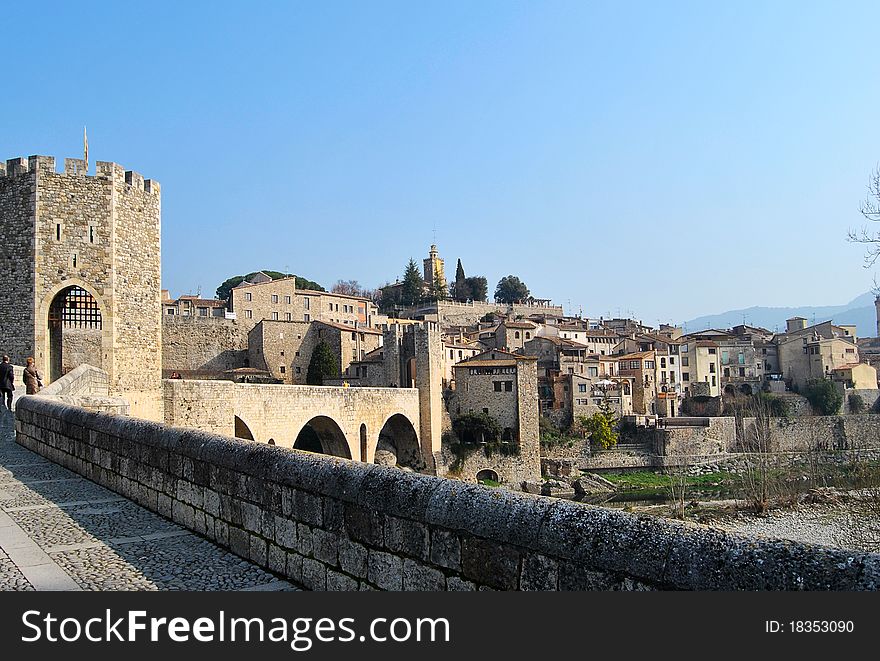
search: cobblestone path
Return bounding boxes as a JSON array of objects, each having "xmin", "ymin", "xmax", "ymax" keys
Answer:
[{"xmin": 0, "ymin": 406, "xmax": 297, "ymax": 591}]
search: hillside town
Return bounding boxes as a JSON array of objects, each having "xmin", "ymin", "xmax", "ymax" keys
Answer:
[{"xmin": 159, "ymin": 242, "xmax": 880, "ymax": 491}]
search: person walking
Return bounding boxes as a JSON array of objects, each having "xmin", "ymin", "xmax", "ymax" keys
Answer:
[
  {"xmin": 0, "ymin": 355, "xmax": 14, "ymax": 411},
  {"xmin": 23, "ymin": 357, "xmax": 42, "ymax": 395}
]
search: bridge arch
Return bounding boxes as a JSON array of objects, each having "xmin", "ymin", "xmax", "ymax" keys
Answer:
[
  {"xmin": 234, "ymin": 415, "xmax": 255, "ymax": 441},
  {"xmin": 375, "ymin": 413, "xmax": 423, "ymax": 470},
  {"xmin": 294, "ymin": 416, "xmax": 352, "ymax": 459}
]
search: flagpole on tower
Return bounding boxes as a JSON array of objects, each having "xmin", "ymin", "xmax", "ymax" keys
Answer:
[{"xmin": 83, "ymin": 127, "xmax": 89, "ymax": 171}]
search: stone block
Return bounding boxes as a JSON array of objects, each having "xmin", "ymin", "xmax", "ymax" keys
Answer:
[
  {"xmin": 430, "ymin": 529, "xmax": 460, "ymax": 570},
  {"xmin": 338, "ymin": 538, "xmax": 369, "ymax": 578},
  {"xmin": 171, "ymin": 500, "xmax": 195, "ymax": 530},
  {"xmin": 286, "ymin": 552, "xmax": 304, "ymax": 584},
  {"xmin": 446, "ymin": 576, "xmax": 476, "ymax": 591},
  {"xmin": 344, "ymin": 503, "xmax": 384, "ymax": 547},
  {"xmin": 312, "ymin": 529, "xmax": 339, "ymax": 566},
  {"xmin": 302, "ymin": 558, "xmax": 327, "ymax": 591},
  {"xmin": 367, "ymin": 551, "xmax": 403, "ymax": 591},
  {"xmin": 229, "ymin": 526, "xmax": 250, "ymax": 559},
  {"xmin": 249, "ymin": 534, "xmax": 268, "ymax": 566},
  {"xmin": 268, "ymin": 544, "xmax": 287, "ymax": 575},
  {"xmin": 241, "ymin": 501, "xmax": 263, "ymax": 534},
  {"xmin": 326, "ymin": 569, "xmax": 359, "ymax": 591},
  {"xmin": 297, "ymin": 523, "xmax": 314, "ymax": 557},
  {"xmin": 294, "ymin": 490, "xmax": 323, "ymax": 526},
  {"xmin": 274, "ymin": 516, "xmax": 298, "ymax": 549},
  {"xmin": 520, "ymin": 553, "xmax": 558, "ymax": 591},
  {"xmin": 460, "ymin": 536, "xmax": 520, "ymax": 590},
  {"xmin": 402, "ymin": 558, "xmax": 445, "ymax": 591},
  {"xmin": 384, "ymin": 516, "xmax": 429, "ymax": 560}
]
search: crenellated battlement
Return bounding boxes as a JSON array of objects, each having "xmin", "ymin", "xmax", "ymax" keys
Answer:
[{"xmin": 1, "ymin": 155, "xmax": 159, "ymax": 193}]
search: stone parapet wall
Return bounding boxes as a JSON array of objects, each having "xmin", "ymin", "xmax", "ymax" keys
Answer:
[
  {"xmin": 402, "ymin": 301, "xmax": 565, "ymax": 327},
  {"xmin": 37, "ymin": 364, "xmax": 129, "ymax": 414},
  {"xmin": 757, "ymin": 414, "xmax": 880, "ymax": 453},
  {"xmin": 842, "ymin": 389, "xmax": 880, "ymax": 414},
  {"xmin": 162, "ymin": 316, "xmax": 250, "ymax": 376},
  {"xmin": 16, "ymin": 396, "xmax": 880, "ymax": 590}
]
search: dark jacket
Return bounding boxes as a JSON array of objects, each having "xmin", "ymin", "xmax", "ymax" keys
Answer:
[{"xmin": 0, "ymin": 362, "xmax": 14, "ymax": 392}]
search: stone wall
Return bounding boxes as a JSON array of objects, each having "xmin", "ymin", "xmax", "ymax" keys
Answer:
[
  {"xmin": 16, "ymin": 396, "xmax": 880, "ymax": 590},
  {"xmin": 37, "ymin": 364, "xmax": 129, "ymax": 415},
  {"xmin": 60, "ymin": 327, "xmax": 102, "ymax": 374},
  {"xmin": 755, "ymin": 414, "xmax": 880, "ymax": 453},
  {"xmin": 0, "ymin": 159, "xmax": 37, "ymax": 364},
  {"xmin": 403, "ymin": 301, "xmax": 565, "ymax": 327},
  {"xmin": 660, "ymin": 418, "xmax": 736, "ymax": 456},
  {"xmin": 843, "ymin": 388, "xmax": 880, "ymax": 414},
  {"xmin": 162, "ymin": 316, "xmax": 250, "ymax": 377}
]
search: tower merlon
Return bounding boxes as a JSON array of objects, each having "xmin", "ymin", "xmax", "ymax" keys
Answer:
[
  {"xmin": 28, "ymin": 155, "xmax": 56, "ymax": 173},
  {"xmin": 125, "ymin": 170, "xmax": 145, "ymax": 190},
  {"xmin": 64, "ymin": 158, "xmax": 88, "ymax": 175},
  {"xmin": 4, "ymin": 157, "xmax": 29, "ymax": 176},
  {"xmin": 1, "ymin": 156, "xmax": 158, "ymax": 192}
]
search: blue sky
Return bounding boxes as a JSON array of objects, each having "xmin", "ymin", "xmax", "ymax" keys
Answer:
[{"xmin": 3, "ymin": 1, "xmax": 879, "ymax": 324}]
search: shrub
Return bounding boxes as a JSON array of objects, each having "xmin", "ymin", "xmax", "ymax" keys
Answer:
[
  {"xmin": 573, "ymin": 399, "xmax": 619, "ymax": 450},
  {"xmin": 757, "ymin": 392, "xmax": 791, "ymax": 418},
  {"xmin": 452, "ymin": 412, "xmax": 501, "ymax": 445},
  {"xmin": 803, "ymin": 379, "xmax": 843, "ymax": 416},
  {"xmin": 849, "ymin": 393, "xmax": 866, "ymax": 413}
]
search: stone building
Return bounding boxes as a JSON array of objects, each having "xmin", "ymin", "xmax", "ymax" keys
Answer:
[
  {"xmin": 0, "ymin": 155, "xmax": 162, "ymax": 420},
  {"xmin": 616, "ymin": 351, "xmax": 658, "ymax": 414},
  {"xmin": 441, "ymin": 339, "xmax": 482, "ymax": 386},
  {"xmin": 564, "ymin": 373, "xmax": 633, "ymax": 420},
  {"xmin": 495, "ymin": 320, "xmax": 536, "ymax": 352},
  {"xmin": 448, "ymin": 349, "xmax": 541, "ymax": 483},
  {"xmin": 450, "ymin": 349, "xmax": 537, "ymax": 439},
  {"xmin": 230, "ymin": 273, "xmax": 382, "ymax": 329},
  {"xmin": 679, "ymin": 339, "xmax": 721, "ymax": 397},
  {"xmin": 248, "ymin": 319, "xmax": 383, "ymax": 384},
  {"xmin": 162, "ymin": 291, "xmax": 228, "ymax": 318},
  {"xmin": 774, "ymin": 319, "xmax": 859, "ymax": 391},
  {"xmin": 831, "ymin": 363, "xmax": 878, "ymax": 390}
]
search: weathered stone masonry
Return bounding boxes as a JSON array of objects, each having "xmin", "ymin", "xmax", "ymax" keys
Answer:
[
  {"xmin": 0, "ymin": 155, "xmax": 162, "ymax": 421},
  {"xmin": 15, "ymin": 397, "xmax": 880, "ymax": 590}
]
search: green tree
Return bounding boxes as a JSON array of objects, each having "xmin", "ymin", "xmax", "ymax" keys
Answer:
[
  {"xmin": 377, "ymin": 282, "xmax": 402, "ymax": 313},
  {"xmin": 452, "ymin": 259, "xmax": 471, "ymax": 302},
  {"xmin": 465, "ymin": 276, "xmax": 488, "ymax": 302},
  {"xmin": 494, "ymin": 275, "xmax": 530, "ymax": 303},
  {"xmin": 400, "ymin": 258, "xmax": 425, "ymax": 307},
  {"xmin": 452, "ymin": 412, "xmax": 502, "ymax": 445},
  {"xmin": 804, "ymin": 379, "xmax": 843, "ymax": 416},
  {"xmin": 306, "ymin": 340, "xmax": 339, "ymax": 385},
  {"xmin": 430, "ymin": 271, "xmax": 449, "ymax": 301},
  {"xmin": 575, "ymin": 397, "xmax": 619, "ymax": 450},
  {"xmin": 216, "ymin": 271, "xmax": 324, "ymax": 301}
]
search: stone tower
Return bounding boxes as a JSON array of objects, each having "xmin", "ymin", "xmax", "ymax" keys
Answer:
[
  {"xmin": 382, "ymin": 322, "xmax": 444, "ymax": 472},
  {"xmin": 875, "ymin": 295, "xmax": 880, "ymax": 338},
  {"xmin": 422, "ymin": 244, "xmax": 445, "ymax": 287},
  {"xmin": 0, "ymin": 155, "xmax": 162, "ymax": 421}
]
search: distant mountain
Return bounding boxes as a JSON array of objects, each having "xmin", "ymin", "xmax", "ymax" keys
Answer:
[{"xmin": 681, "ymin": 292, "xmax": 877, "ymax": 338}]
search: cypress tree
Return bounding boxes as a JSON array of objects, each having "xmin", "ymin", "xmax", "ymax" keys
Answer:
[
  {"xmin": 453, "ymin": 259, "xmax": 471, "ymax": 302},
  {"xmin": 306, "ymin": 340, "xmax": 339, "ymax": 385}
]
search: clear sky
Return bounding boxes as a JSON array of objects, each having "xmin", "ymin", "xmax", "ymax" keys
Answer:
[{"xmin": 3, "ymin": 1, "xmax": 879, "ymax": 324}]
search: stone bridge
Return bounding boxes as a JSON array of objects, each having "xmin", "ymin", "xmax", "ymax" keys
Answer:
[{"xmin": 163, "ymin": 380, "xmax": 426, "ymax": 469}]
